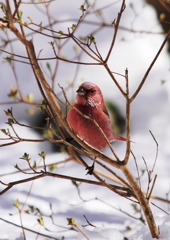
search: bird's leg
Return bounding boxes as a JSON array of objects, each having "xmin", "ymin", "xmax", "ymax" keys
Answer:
[{"xmin": 86, "ymin": 161, "xmax": 95, "ymax": 175}]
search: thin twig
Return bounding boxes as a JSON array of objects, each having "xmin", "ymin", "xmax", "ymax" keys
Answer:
[
  {"xmin": 149, "ymin": 130, "xmax": 159, "ymax": 173},
  {"xmin": 123, "ymin": 68, "xmax": 131, "ymax": 164},
  {"xmin": 131, "ymin": 150, "xmax": 141, "ymax": 189},
  {"xmin": 0, "ymin": 217, "xmax": 61, "ymax": 240},
  {"xmin": 0, "ymin": 171, "xmax": 131, "ymax": 198},
  {"xmin": 147, "ymin": 175, "xmax": 157, "ymax": 201},
  {"xmin": 105, "ymin": 0, "xmax": 126, "ymax": 62}
]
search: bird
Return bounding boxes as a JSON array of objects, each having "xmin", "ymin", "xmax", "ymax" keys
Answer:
[{"xmin": 67, "ymin": 82, "xmax": 126, "ymax": 151}]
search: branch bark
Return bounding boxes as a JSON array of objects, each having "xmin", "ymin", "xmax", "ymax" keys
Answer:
[{"xmin": 121, "ymin": 165, "xmax": 159, "ymax": 238}]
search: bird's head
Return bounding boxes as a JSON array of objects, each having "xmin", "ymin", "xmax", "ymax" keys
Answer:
[{"xmin": 76, "ymin": 82, "xmax": 104, "ymax": 107}]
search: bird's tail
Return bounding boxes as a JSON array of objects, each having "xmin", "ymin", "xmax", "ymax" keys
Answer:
[
  {"xmin": 112, "ymin": 135, "xmax": 135, "ymax": 143},
  {"xmin": 111, "ymin": 135, "xmax": 127, "ymax": 142}
]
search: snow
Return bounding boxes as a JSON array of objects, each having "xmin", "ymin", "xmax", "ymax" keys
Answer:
[
  {"xmin": 0, "ymin": 0, "xmax": 170, "ymax": 239},
  {"xmin": 76, "ymin": 227, "xmax": 124, "ymax": 240},
  {"xmin": 129, "ymin": 215, "xmax": 170, "ymax": 240}
]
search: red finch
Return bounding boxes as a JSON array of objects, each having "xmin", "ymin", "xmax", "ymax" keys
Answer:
[{"xmin": 67, "ymin": 82, "xmax": 126, "ymax": 151}]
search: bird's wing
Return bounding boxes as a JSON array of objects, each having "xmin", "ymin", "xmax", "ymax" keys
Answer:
[{"xmin": 102, "ymin": 106, "xmax": 110, "ymax": 118}]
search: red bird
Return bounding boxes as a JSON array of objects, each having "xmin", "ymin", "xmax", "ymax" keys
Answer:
[{"xmin": 67, "ymin": 82, "xmax": 126, "ymax": 151}]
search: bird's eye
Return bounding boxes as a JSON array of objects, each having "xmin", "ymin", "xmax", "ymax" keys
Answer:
[{"xmin": 89, "ymin": 89, "xmax": 95, "ymax": 94}]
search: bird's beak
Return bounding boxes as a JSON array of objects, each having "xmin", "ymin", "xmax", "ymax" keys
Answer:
[{"xmin": 76, "ymin": 87, "xmax": 86, "ymax": 96}]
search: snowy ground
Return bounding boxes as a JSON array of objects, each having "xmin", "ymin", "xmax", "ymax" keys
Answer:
[
  {"xmin": 0, "ymin": 119, "xmax": 170, "ymax": 240},
  {"xmin": 0, "ymin": 0, "xmax": 170, "ymax": 239}
]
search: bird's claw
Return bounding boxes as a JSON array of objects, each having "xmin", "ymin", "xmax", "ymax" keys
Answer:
[{"xmin": 86, "ymin": 162, "xmax": 95, "ymax": 175}]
